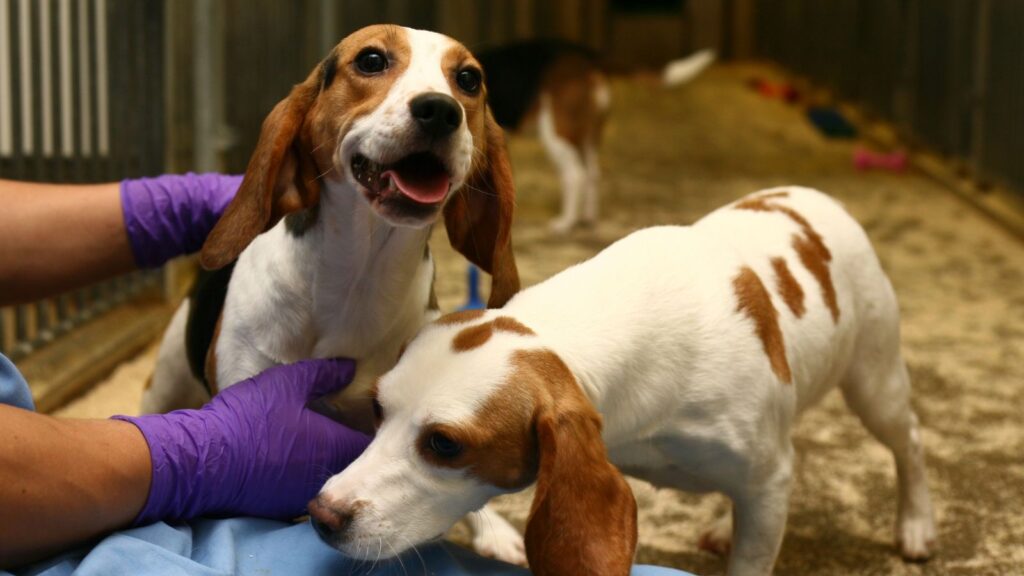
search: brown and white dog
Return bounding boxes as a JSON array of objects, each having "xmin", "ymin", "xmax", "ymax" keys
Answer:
[
  {"xmin": 477, "ymin": 41, "xmax": 609, "ymax": 234},
  {"xmin": 478, "ymin": 41, "xmax": 714, "ymax": 234},
  {"xmin": 143, "ymin": 24, "xmax": 528, "ymax": 562},
  {"xmin": 310, "ymin": 187, "xmax": 936, "ymax": 575}
]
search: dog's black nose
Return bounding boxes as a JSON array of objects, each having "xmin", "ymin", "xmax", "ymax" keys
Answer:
[{"xmin": 409, "ymin": 93, "xmax": 462, "ymax": 139}]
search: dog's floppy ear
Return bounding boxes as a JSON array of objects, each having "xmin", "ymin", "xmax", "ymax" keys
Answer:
[
  {"xmin": 200, "ymin": 72, "xmax": 322, "ymax": 270},
  {"xmin": 444, "ymin": 112, "xmax": 520, "ymax": 307},
  {"xmin": 524, "ymin": 405, "xmax": 638, "ymax": 575}
]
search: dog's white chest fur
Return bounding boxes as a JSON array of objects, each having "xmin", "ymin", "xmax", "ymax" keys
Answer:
[{"xmin": 216, "ymin": 182, "xmax": 435, "ymax": 392}]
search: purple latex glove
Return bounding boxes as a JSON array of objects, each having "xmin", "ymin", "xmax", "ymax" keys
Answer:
[
  {"xmin": 120, "ymin": 172, "xmax": 242, "ymax": 268},
  {"xmin": 113, "ymin": 359, "xmax": 370, "ymax": 525}
]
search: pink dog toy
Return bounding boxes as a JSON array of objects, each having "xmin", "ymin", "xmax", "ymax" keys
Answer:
[{"xmin": 853, "ymin": 146, "xmax": 908, "ymax": 172}]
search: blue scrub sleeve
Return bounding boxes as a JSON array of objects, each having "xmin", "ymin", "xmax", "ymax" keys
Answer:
[{"xmin": 0, "ymin": 353, "xmax": 34, "ymax": 410}]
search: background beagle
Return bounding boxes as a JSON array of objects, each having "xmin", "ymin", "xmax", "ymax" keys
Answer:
[
  {"xmin": 478, "ymin": 41, "xmax": 714, "ymax": 234},
  {"xmin": 143, "ymin": 24, "xmax": 525, "ymax": 562},
  {"xmin": 309, "ymin": 187, "xmax": 936, "ymax": 576}
]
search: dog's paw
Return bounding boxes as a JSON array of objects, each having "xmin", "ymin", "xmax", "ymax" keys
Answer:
[
  {"xmin": 472, "ymin": 520, "xmax": 527, "ymax": 567},
  {"xmin": 548, "ymin": 217, "xmax": 576, "ymax": 235},
  {"xmin": 897, "ymin": 515, "xmax": 936, "ymax": 562},
  {"xmin": 697, "ymin": 514, "xmax": 732, "ymax": 556}
]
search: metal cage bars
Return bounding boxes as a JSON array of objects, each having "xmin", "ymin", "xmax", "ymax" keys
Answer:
[
  {"xmin": 754, "ymin": 0, "xmax": 1024, "ymax": 196},
  {"xmin": 0, "ymin": 0, "xmax": 164, "ymax": 361}
]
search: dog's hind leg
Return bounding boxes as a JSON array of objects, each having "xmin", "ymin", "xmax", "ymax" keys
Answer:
[
  {"xmin": 581, "ymin": 76, "xmax": 608, "ymax": 226},
  {"xmin": 538, "ymin": 94, "xmax": 586, "ymax": 235},
  {"xmin": 841, "ymin": 346, "xmax": 935, "ymax": 561},
  {"xmin": 142, "ymin": 301, "xmax": 210, "ymax": 414}
]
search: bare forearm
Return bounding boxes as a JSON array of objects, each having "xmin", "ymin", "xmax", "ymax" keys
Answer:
[
  {"xmin": 0, "ymin": 405, "xmax": 150, "ymax": 568},
  {"xmin": 0, "ymin": 180, "xmax": 136, "ymax": 305}
]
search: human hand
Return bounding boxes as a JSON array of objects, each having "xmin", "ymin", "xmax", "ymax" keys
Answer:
[
  {"xmin": 120, "ymin": 172, "xmax": 242, "ymax": 267},
  {"xmin": 113, "ymin": 359, "xmax": 370, "ymax": 524}
]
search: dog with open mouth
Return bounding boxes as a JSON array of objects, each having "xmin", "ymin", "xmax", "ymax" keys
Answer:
[{"xmin": 143, "ymin": 24, "xmax": 527, "ymax": 563}]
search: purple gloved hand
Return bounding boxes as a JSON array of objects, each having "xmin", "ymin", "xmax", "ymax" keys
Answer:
[
  {"xmin": 120, "ymin": 172, "xmax": 242, "ymax": 268},
  {"xmin": 113, "ymin": 359, "xmax": 370, "ymax": 525}
]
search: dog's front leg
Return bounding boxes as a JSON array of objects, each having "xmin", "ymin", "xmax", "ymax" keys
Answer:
[
  {"xmin": 466, "ymin": 504, "xmax": 527, "ymax": 566},
  {"xmin": 726, "ymin": 453, "xmax": 793, "ymax": 576}
]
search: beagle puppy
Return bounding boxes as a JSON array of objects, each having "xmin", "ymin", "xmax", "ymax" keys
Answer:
[
  {"xmin": 309, "ymin": 187, "xmax": 937, "ymax": 575},
  {"xmin": 477, "ymin": 40, "xmax": 609, "ymax": 234},
  {"xmin": 478, "ymin": 42, "xmax": 714, "ymax": 235},
  {"xmin": 143, "ymin": 24, "xmax": 527, "ymax": 562}
]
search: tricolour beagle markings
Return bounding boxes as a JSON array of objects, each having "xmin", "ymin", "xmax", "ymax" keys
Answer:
[
  {"xmin": 145, "ymin": 24, "xmax": 526, "ymax": 565},
  {"xmin": 732, "ymin": 266, "xmax": 792, "ymax": 384}
]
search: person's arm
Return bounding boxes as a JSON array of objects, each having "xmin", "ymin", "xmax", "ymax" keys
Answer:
[
  {"xmin": 0, "ymin": 174, "xmax": 240, "ymax": 306},
  {"xmin": 0, "ymin": 359, "xmax": 370, "ymax": 569},
  {"xmin": 0, "ymin": 180, "xmax": 134, "ymax": 304},
  {"xmin": 0, "ymin": 408, "xmax": 150, "ymax": 567}
]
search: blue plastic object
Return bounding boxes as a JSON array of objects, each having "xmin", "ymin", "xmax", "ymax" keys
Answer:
[
  {"xmin": 459, "ymin": 265, "xmax": 486, "ymax": 310},
  {"xmin": 806, "ymin": 106, "xmax": 857, "ymax": 138}
]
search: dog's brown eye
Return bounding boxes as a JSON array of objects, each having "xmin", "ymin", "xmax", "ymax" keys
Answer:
[
  {"xmin": 355, "ymin": 49, "xmax": 388, "ymax": 75},
  {"xmin": 371, "ymin": 397, "xmax": 384, "ymax": 422},
  {"xmin": 427, "ymin": 432, "xmax": 463, "ymax": 459},
  {"xmin": 455, "ymin": 68, "xmax": 481, "ymax": 95}
]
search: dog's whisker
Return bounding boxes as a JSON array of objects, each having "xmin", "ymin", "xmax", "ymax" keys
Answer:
[
  {"xmin": 383, "ymin": 538, "xmax": 409, "ymax": 576},
  {"xmin": 370, "ymin": 536, "xmax": 383, "ymax": 574},
  {"xmin": 314, "ymin": 165, "xmax": 335, "ymax": 181},
  {"xmin": 393, "ymin": 532, "xmax": 427, "ymax": 576}
]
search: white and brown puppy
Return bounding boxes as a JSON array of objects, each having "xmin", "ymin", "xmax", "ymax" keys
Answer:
[
  {"xmin": 143, "ymin": 24, "xmax": 527, "ymax": 562},
  {"xmin": 477, "ymin": 41, "xmax": 609, "ymax": 234},
  {"xmin": 310, "ymin": 187, "xmax": 936, "ymax": 575},
  {"xmin": 478, "ymin": 42, "xmax": 714, "ymax": 234}
]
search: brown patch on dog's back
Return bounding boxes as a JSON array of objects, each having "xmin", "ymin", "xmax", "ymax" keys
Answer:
[
  {"xmin": 735, "ymin": 197, "xmax": 830, "ymax": 260},
  {"xmin": 734, "ymin": 194, "xmax": 839, "ymax": 323},
  {"xmin": 492, "ymin": 316, "xmax": 535, "ymax": 336},
  {"xmin": 451, "ymin": 316, "xmax": 536, "ymax": 352},
  {"xmin": 452, "ymin": 322, "xmax": 495, "ymax": 352},
  {"xmin": 771, "ymin": 257, "xmax": 806, "ymax": 318},
  {"xmin": 435, "ymin": 309, "xmax": 486, "ymax": 326},
  {"xmin": 733, "ymin": 266, "xmax": 792, "ymax": 384},
  {"xmin": 793, "ymin": 234, "xmax": 839, "ymax": 322}
]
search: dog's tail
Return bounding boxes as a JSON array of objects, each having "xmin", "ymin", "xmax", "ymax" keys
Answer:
[{"xmin": 662, "ymin": 49, "xmax": 716, "ymax": 87}]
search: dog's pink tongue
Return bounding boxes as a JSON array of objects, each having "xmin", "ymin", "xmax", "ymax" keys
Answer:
[{"xmin": 383, "ymin": 156, "xmax": 450, "ymax": 204}]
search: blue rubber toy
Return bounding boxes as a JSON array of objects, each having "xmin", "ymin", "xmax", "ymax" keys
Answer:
[
  {"xmin": 459, "ymin": 265, "xmax": 486, "ymax": 311},
  {"xmin": 806, "ymin": 106, "xmax": 857, "ymax": 138}
]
